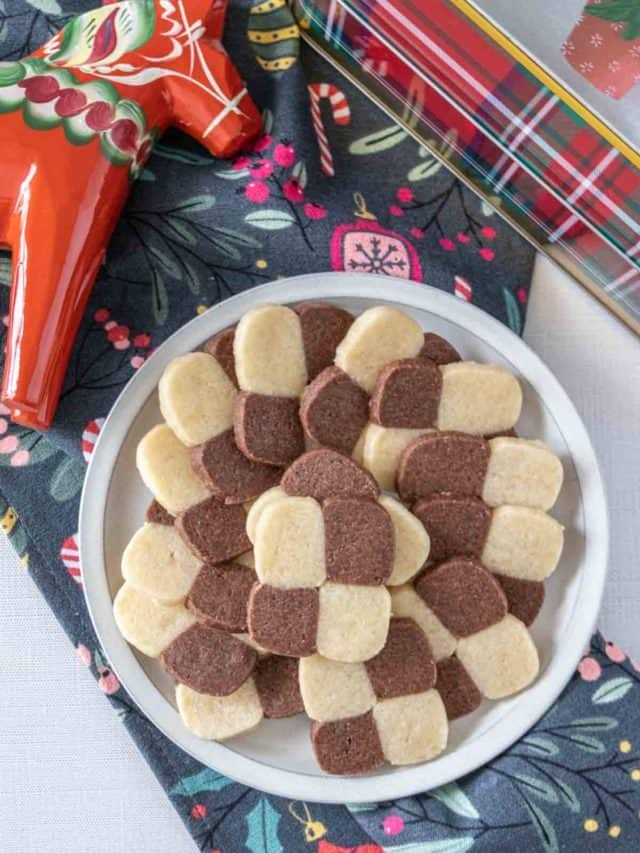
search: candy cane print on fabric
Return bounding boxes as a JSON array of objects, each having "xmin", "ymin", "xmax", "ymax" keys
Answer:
[{"xmin": 307, "ymin": 83, "xmax": 350, "ymax": 176}]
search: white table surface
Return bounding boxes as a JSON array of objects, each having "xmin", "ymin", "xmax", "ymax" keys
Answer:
[{"xmin": 1, "ymin": 254, "xmax": 639, "ymax": 853}]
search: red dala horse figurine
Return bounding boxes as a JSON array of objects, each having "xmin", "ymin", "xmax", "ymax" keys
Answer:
[{"xmin": 0, "ymin": 0, "xmax": 261, "ymax": 429}]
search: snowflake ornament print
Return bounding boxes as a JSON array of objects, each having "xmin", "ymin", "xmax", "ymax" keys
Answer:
[{"xmin": 330, "ymin": 194, "xmax": 422, "ymax": 280}]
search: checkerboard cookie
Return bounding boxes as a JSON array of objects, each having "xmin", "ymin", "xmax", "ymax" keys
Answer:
[
  {"xmin": 413, "ymin": 494, "xmax": 564, "ymax": 582},
  {"xmin": 117, "ymin": 299, "xmax": 563, "ymax": 768},
  {"xmin": 398, "ymin": 432, "xmax": 563, "ymax": 510},
  {"xmin": 304, "ymin": 619, "xmax": 447, "ymax": 773}
]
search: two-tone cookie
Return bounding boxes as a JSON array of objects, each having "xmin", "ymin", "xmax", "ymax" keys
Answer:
[
  {"xmin": 398, "ymin": 433, "xmax": 563, "ymax": 509},
  {"xmin": 413, "ymin": 494, "xmax": 563, "ymax": 581},
  {"xmin": 302, "ymin": 619, "xmax": 447, "ymax": 774}
]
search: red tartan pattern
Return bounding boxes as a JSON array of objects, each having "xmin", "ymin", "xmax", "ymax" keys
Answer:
[{"xmin": 298, "ymin": 0, "xmax": 640, "ymax": 325}]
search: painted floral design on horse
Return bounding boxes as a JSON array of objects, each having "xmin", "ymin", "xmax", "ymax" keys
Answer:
[
  {"xmin": 0, "ymin": 0, "xmax": 262, "ymax": 432},
  {"xmin": 0, "ymin": 58, "xmax": 157, "ymax": 176}
]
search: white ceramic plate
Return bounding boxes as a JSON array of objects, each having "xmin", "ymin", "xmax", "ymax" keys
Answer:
[{"xmin": 80, "ymin": 272, "xmax": 608, "ymax": 803}]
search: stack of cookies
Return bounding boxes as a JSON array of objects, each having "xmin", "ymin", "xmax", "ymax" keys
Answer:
[{"xmin": 113, "ymin": 301, "xmax": 564, "ymax": 775}]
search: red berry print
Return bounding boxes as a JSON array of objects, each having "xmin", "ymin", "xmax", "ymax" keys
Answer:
[
  {"xmin": 304, "ymin": 202, "xmax": 327, "ymax": 220},
  {"xmin": 252, "ymin": 134, "xmax": 273, "ymax": 152},
  {"xmin": 479, "ymin": 247, "xmax": 495, "ymax": 261},
  {"xmin": 233, "ymin": 155, "xmax": 251, "ymax": 171},
  {"xmin": 481, "ymin": 226, "xmax": 496, "ymax": 239},
  {"xmin": 245, "ymin": 181, "xmax": 270, "ymax": 203},
  {"xmin": 383, "ymin": 815, "xmax": 405, "ymax": 835},
  {"xmin": 456, "ymin": 232, "xmax": 470, "ymax": 244},
  {"xmin": 516, "ymin": 288, "xmax": 528, "ymax": 304},
  {"xmin": 274, "ymin": 141, "xmax": 296, "ymax": 167},
  {"xmin": 97, "ymin": 667, "xmax": 120, "ymax": 695},
  {"xmin": 396, "ymin": 187, "xmax": 413, "ymax": 203},
  {"xmin": 133, "ymin": 333, "xmax": 151, "ymax": 348},
  {"xmin": 249, "ymin": 159, "xmax": 273, "ymax": 180},
  {"xmin": 191, "ymin": 804, "xmax": 207, "ymax": 820},
  {"xmin": 410, "ymin": 227, "xmax": 425, "ymax": 239},
  {"xmin": 283, "ymin": 178, "xmax": 304, "ymax": 203},
  {"xmin": 578, "ymin": 657, "xmax": 601, "ymax": 681},
  {"xmin": 439, "ymin": 237, "xmax": 456, "ymax": 251},
  {"xmin": 107, "ymin": 324, "xmax": 130, "ymax": 343},
  {"xmin": 389, "ymin": 205, "xmax": 404, "ymax": 217},
  {"xmin": 94, "ymin": 307, "xmax": 110, "ymax": 323}
]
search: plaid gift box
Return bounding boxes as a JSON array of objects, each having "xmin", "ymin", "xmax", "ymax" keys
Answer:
[{"xmin": 293, "ymin": 0, "xmax": 640, "ymax": 333}]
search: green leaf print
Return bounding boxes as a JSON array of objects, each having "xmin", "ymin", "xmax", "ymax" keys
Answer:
[
  {"xmin": 429, "ymin": 782, "xmax": 479, "ymax": 819},
  {"xmin": 49, "ymin": 456, "xmax": 86, "ymax": 502},
  {"xmin": 502, "ymin": 286, "xmax": 522, "ymax": 335},
  {"xmin": 512, "ymin": 773, "xmax": 559, "ymax": 804},
  {"xmin": 522, "ymin": 735, "xmax": 559, "ymax": 757},
  {"xmin": 349, "ymin": 124, "xmax": 407, "ymax": 156},
  {"xmin": 549, "ymin": 776, "xmax": 581, "ymax": 813},
  {"xmin": 592, "ymin": 677, "xmax": 634, "ymax": 704},
  {"xmin": 384, "ymin": 838, "xmax": 475, "ymax": 853},
  {"xmin": 169, "ymin": 768, "xmax": 232, "ymax": 796},
  {"xmin": 524, "ymin": 801, "xmax": 559, "ymax": 853},
  {"xmin": 245, "ymin": 798, "xmax": 282, "ymax": 853},
  {"xmin": 245, "ymin": 210, "xmax": 295, "ymax": 230},
  {"xmin": 564, "ymin": 734, "xmax": 605, "ymax": 754}
]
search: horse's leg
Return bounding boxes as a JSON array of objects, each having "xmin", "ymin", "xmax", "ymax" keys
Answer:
[{"xmin": 2, "ymin": 151, "xmax": 128, "ymax": 429}]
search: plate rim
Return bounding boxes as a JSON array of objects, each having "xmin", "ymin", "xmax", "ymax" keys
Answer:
[{"xmin": 80, "ymin": 272, "xmax": 609, "ymax": 803}]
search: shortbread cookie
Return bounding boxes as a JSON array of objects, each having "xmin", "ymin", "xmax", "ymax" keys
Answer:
[
  {"xmin": 456, "ymin": 614, "xmax": 540, "ymax": 699},
  {"xmin": 191, "ymin": 429, "xmax": 281, "ymax": 504},
  {"xmin": 369, "ymin": 359, "xmax": 521, "ymax": 434},
  {"xmin": 247, "ymin": 585, "xmax": 319, "ymax": 657},
  {"xmin": 323, "ymin": 497, "xmax": 394, "ymax": 585},
  {"xmin": 137, "ymin": 424, "xmax": 209, "ymax": 514},
  {"xmin": 311, "ymin": 711, "xmax": 385, "ymax": 775},
  {"xmin": 373, "ymin": 690, "xmax": 448, "ymax": 765},
  {"xmin": 389, "ymin": 584, "xmax": 456, "ymax": 661},
  {"xmin": 203, "ymin": 326, "xmax": 237, "ymax": 385},
  {"xmin": 364, "ymin": 618, "xmax": 436, "ymax": 699},
  {"xmin": 282, "ymin": 449, "xmax": 379, "ymax": 502},
  {"xmin": 254, "ymin": 496, "xmax": 326, "ymax": 588},
  {"xmin": 122, "ymin": 523, "xmax": 201, "ymax": 604},
  {"xmin": 398, "ymin": 432, "xmax": 562, "ymax": 509},
  {"xmin": 415, "ymin": 557, "xmax": 508, "ymax": 638},
  {"xmin": 413, "ymin": 494, "xmax": 491, "ymax": 564},
  {"xmin": 187, "ymin": 562, "xmax": 256, "ymax": 632},
  {"xmin": 176, "ymin": 679, "xmax": 263, "ymax": 740},
  {"xmin": 419, "ymin": 333, "xmax": 461, "ymax": 365},
  {"xmin": 294, "ymin": 302, "xmax": 354, "ymax": 380},
  {"xmin": 482, "ymin": 437, "xmax": 563, "ymax": 511},
  {"xmin": 234, "ymin": 304, "xmax": 307, "ymax": 396},
  {"xmin": 300, "ymin": 367, "xmax": 369, "ymax": 455},
  {"xmin": 299, "ymin": 655, "xmax": 376, "ymax": 721},
  {"xmin": 379, "ymin": 496, "xmax": 430, "ymax": 585},
  {"xmin": 234, "ymin": 392, "xmax": 304, "ymax": 466},
  {"xmin": 438, "ymin": 362, "xmax": 522, "ymax": 434},
  {"xmin": 413, "ymin": 495, "xmax": 562, "ymax": 582},
  {"xmin": 161, "ymin": 624, "xmax": 257, "ymax": 695},
  {"xmin": 176, "ymin": 496, "xmax": 250, "ymax": 564},
  {"xmin": 397, "ymin": 431, "xmax": 490, "ymax": 504},
  {"xmin": 317, "ymin": 582, "xmax": 391, "ymax": 662},
  {"xmin": 334, "ymin": 306, "xmax": 424, "ymax": 393},
  {"xmin": 245, "ymin": 486, "xmax": 286, "ymax": 543},
  {"xmin": 370, "ymin": 359, "xmax": 442, "ymax": 428},
  {"xmin": 159, "ymin": 352, "xmax": 237, "ymax": 447},
  {"xmin": 113, "ymin": 583, "xmax": 196, "ymax": 658},
  {"xmin": 361, "ymin": 424, "xmax": 429, "ymax": 491},
  {"xmin": 436, "ymin": 657, "xmax": 482, "ymax": 720},
  {"xmin": 495, "ymin": 574, "xmax": 545, "ymax": 627},
  {"xmin": 254, "ymin": 656, "xmax": 304, "ymax": 718},
  {"xmin": 481, "ymin": 506, "xmax": 564, "ymax": 581},
  {"xmin": 146, "ymin": 500, "xmax": 174, "ymax": 526}
]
